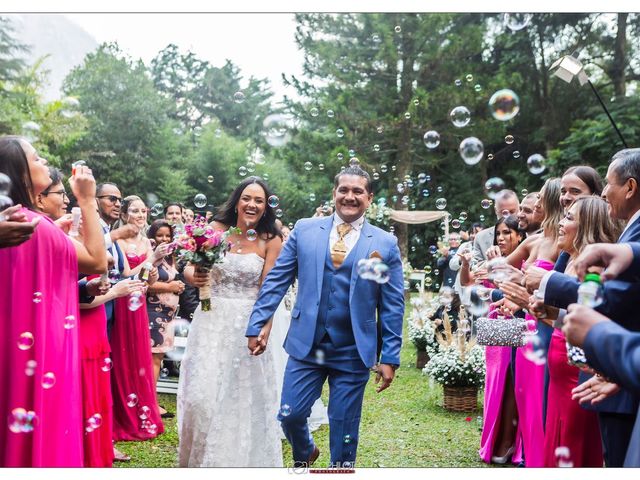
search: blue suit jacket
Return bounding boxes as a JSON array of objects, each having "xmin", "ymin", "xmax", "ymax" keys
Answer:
[
  {"xmin": 246, "ymin": 215, "xmax": 405, "ymax": 368},
  {"xmin": 583, "ymin": 321, "xmax": 640, "ymax": 467}
]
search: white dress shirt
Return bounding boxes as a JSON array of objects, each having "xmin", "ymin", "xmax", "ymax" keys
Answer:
[{"xmin": 329, "ymin": 214, "xmax": 365, "ymax": 259}]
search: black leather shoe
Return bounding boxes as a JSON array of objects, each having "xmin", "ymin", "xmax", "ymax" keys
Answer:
[{"xmin": 293, "ymin": 446, "xmax": 320, "ymax": 468}]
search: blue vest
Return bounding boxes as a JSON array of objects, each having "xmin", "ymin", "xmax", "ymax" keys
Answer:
[{"xmin": 313, "ymin": 241, "xmax": 359, "ymax": 347}]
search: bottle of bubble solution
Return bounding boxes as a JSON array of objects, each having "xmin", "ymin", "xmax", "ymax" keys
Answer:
[{"xmin": 567, "ymin": 273, "xmax": 603, "ymax": 368}]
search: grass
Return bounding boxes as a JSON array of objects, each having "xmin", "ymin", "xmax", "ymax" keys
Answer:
[{"xmin": 115, "ymin": 296, "xmax": 495, "ymax": 468}]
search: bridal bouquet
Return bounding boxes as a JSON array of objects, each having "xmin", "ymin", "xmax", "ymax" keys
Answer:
[{"xmin": 174, "ymin": 216, "xmax": 240, "ymax": 311}]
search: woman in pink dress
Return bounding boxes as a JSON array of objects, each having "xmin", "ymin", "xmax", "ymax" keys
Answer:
[
  {"xmin": 110, "ymin": 196, "xmax": 166, "ymax": 441},
  {"xmin": 541, "ymin": 197, "xmax": 621, "ymax": 466},
  {"xmin": 0, "ymin": 136, "xmax": 106, "ymax": 466},
  {"xmin": 459, "ymin": 215, "xmax": 524, "ymax": 465}
]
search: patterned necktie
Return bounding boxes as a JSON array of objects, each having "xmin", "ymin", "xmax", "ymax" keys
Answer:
[{"xmin": 331, "ymin": 223, "xmax": 353, "ymax": 268}]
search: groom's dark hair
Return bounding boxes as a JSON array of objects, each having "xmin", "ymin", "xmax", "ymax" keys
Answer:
[{"xmin": 334, "ymin": 166, "xmax": 373, "ymax": 194}]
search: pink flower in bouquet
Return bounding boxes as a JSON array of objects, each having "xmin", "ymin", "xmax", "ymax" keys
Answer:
[{"xmin": 194, "ymin": 234, "xmax": 209, "ymax": 248}]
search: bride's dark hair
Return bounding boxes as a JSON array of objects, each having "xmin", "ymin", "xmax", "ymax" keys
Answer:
[{"xmin": 214, "ymin": 176, "xmax": 282, "ymax": 240}]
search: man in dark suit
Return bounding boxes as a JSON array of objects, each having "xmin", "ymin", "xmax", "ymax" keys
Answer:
[
  {"xmin": 437, "ymin": 232, "xmax": 460, "ymax": 289},
  {"xmin": 526, "ymin": 150, "xmax": 640, "ymax": 466},
  {"xmin": 563, "ymin": 305, "xmax": 640, "ymax": 467}
]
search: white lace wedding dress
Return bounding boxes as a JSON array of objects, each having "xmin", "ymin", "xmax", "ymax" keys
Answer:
[{"xmin": 177, "ymin": 253, "xmax": 283, "ymax": 467}]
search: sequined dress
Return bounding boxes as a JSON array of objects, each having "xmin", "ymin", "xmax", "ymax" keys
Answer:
[{"xmin": 177, "ymin": 253, "xmax": 283, "ymax": 467}]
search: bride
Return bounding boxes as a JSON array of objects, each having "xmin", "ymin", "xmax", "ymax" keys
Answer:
[{"xmin": 178, "ymin": 177, "xmax": 284, "ymax": 467}]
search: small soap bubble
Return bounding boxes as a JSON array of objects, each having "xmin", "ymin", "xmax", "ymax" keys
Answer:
[
  {"xmin": 63, "ymin": 315, "xmax": 76, "ymax": 330},
  {"xmin": 435, "ymin": 198, "xmax": 447, "ymax": 210},
  {"xmin": 343, "ymin": 434, "xmax": 353, "ymax": 444},
  {"xmin": 489, "ymin": 89, "xmax": 520, "ymax": 121},
  {"xmin": 275, "ymin": 209, "xmax": 284, "ymax": 218},
  {"xmin": 279, "ymin": 404, "xmax": 292, "ymax": 417},
  {"xmin": 380, "ymin": 165, "xmax": 388, "ymax": 173},
  {"xmin": 193, "ymin": 194, "xmax": 207, "ymax": 208},
  {"xmin": 423, "ymin": 130, "xmax": 440, "ymax": 149},
  {"xmin": 268, "ymin": 195, "xmax": 280, "ymax": 208},
  {"xmin": 504, "ymin": 13, "xmax": 533, "ymax": 32},
  {"xmin": 450, "ymin": 106, "xmax": 471, "ymax": 128},
  {"xmin": 25, "ymin": 359, "xmax": 37, "ymax": 376},
  {"xmin": 327, "ymin": 110, "xmax": 335, "ymax": 118},
  {"xmin": 527, "ymin": 153, "xmax": 546, "ymax": 175},
  {"xmin": 512, "ymin": 150, "xmax": 521, "ymax": 159},
  {"xmin": 394, "ymin": 25, "xmax": 402, "ymax": 33},
  {"xmin": 17, "ymin": 332, "xmax": 35, "ymax": 351},
  {"xmin": 101, "ymin": 357, "xmax": 113, "ymax": 372},
  {"xmin": 505, "ymin": 134, "xmax": 515, "ymax": 144},
  {"xmin": 336, "ymin": 128, "xmax": 344, "ymax": 138},
  {"xmin": 160, "ymin": 368, "xmax": 169, "ymax": 378},
  {"xmin": 41, "ymin": 372, "xmax": 56, "ymax": 389},
  {"xmin": 246, "ymin": 229, "xmax": 257, "ymax": 241},
  {"xmin": 485, "ymin": 177, "xmax": 506, "ymax": 199},
  {"xmin": 404, "ymin": 112, "xmax": 411, "ymax": 120},
  {"xmin": 138, "ymin": 405, "xmax": 151, "ymax": 420},
  {"xmin": 128, "ymin": 293, "xmax": 142, "ymax": 312},
  {"xmin": 523, "ymin": 334, "xmax": 547, "ymax": 365},
  {"xmin": 459, "ymin": 137, "xmax": 484, "ymax": 165},
  {"xmin": 310, "ymin": 107, "xmax": 319, "ymax": 117},
  {"xmin": 481, "ymin": 198, "xmax": 492, "ymax": 209},
  {"xmin": 451, "ymin": 219, "xmax": 461, "ymax": 229},
  {"xmin": 454, "ymin": 79, "xmax": 462, "ymax": 87},
  {"xmin": 304, "ymin": 161, "xmax": 313, "ymax": 171},
  {"xmin": 233, "ymin": 91, "xmax": 245, "ymax": 103},
  {"xmin": 32, "ymin": 292, "xmax": 42, "ymax": 304},
  {"xmin": 315, "ymin": 349, "xmax": 325, "ymax": 365},
  {"xmin": 126, "ymin": 393, "xmax": 139, "ymax": 408}
]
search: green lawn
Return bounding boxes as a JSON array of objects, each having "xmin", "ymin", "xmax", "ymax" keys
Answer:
[{"xmin": 115, "ymin": 299, "xmax": 496, "ymax": 468}]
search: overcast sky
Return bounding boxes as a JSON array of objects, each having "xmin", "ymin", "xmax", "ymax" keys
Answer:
[{"xmin": 64, "ymin": 13, "xmax": 305, "ymax": 103}]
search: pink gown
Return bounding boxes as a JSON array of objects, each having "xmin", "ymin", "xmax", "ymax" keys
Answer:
[
  {"xmin": 512, "ymin": 259, "xmax": 554, "ymax": 467},
  {"xmin": 110, "ymin": 253, "xmax": 164, "ymax": 441},
  {"xmin": 79, "ymin": 283, "xmax": 114, "ymax": 467},
  {"xmin": 543, "ymin": 320, "xmax": 603, "ymax": 466},
  {"xmin": 479, "ymin": 289, "xmax": 523, "ymax": 465},
  {"xmin": 0, "ymin": 209, "xmax": 83, "ymax": 466}
]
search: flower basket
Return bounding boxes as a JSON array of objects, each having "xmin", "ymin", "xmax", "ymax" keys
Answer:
[
  {"xmin": 443, "ymin": 386, "xmax": 478, "ymax": 412},
  {"xmin": 416, "ymin": 349, "xmax": 430, "ymax": 369}
]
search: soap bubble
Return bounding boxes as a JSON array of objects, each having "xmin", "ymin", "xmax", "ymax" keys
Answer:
[
  {"xmin": 246, "ymin": 229, "xmax": 258, "ymax": 241},
  {"xmin": 485, "ymin": 177, "xmax": 506, "ymax": 199},
  {"xmin": 41, "ymin": 372, "xmax": 56, "ymax": 389},
  {"xmin": 0, "ymin": 173, "xmax": 10, "ymax": 196},
  {"xmin": 555, "ymin": 446, "xmax": 574, "ymax": 467},
  {"xmin": 238, "ymin": 166, "xmax": 248, "ymax": 177},
  {"xmin": 418, "ymin": 173, "xmax": 428, "ymax": 184},
  {"xmin": 474, "ymin": 84, "xmax": 482, "ymax": 92},
  {"xmin": 8, "ymin": 408, "xmax": 38, "ymax": 434},
  {"xmin": 22, "ymin": 121, "xmax": 41, "ymax": 142},
  {"xmin": 505, "ymin": 134, "xmax": 515, "ymax": 144},
  {"xmin": 489, "ymin": 89, "xmax": 521, "ymax": 121},
  {"xmin": 512, "ymin": 150, "xmax": 521, "ymax": 159},
  {"xmin": 279, "ymin": 404, "xmax": 292, "ymax": 417},
  {"xmin": 32, "ymin": 292, "xmax": 42, "ymax": 304},
  {"xmin": 466, "ymin": 74, "xmax": 474, "ymax": 82},
  {"xmin": 522, "ymin": 334, "xmax": 547, "ymax": 365},
  {"xmin": 126, "ymin": 393, "xmax": 139, "ymax": 408},
  {"xmin": 459, "ymin": 137, "xmax": 484, "ymax": 165},
  {"xmin": 128, "ymin": 292, "xmax": 142, "ymax": 311},
  {"xmin": 423, "ymin": 130, "xmax": 440, "ymax": 149},
  {"xmin": 527, "ymin": 153, "xmax": 546, "ymax": 174},
  {"xmin": 101, "ymin": 357, "xmax": 113, "ymax": 372},
  {"xmin": 466, "ymin": 286, "xmax": 489, "ymax": 317},
  {"xmin": 60, "ymin": 96, "xmax": 80, "ymax": 118},
  {"xmin": 481, "ymin": 199, "xmax": 492, "ymax": 209},
  {"xmin": 17, "ymin": 332, "xmax": 35, "ymax": 351},
  {"xmin": 451, "ymin": 219, "xmax": 461, "ymax": 229},
  {"xmin": 233, "ymin": 91, "xmax": 245, "ymax": 103},
  {"xmin": 373, "ymin": 144, "xmax": 380, "ymax": 152},
  {"xmin": 304, "ymin": 161, "xmax": 313, "ymax": 171},
  {"xmin": 138, "ymin": 405, "xmax": 151, "ymax": 420},
  {"xmin": 504, "ymin": 13, "xmax": 533, "ymax": 32},
  {"xmin": 318, "ymin": 163, "xmax": 325, "ymax": 171},
  {"xmin": 150, "ymin": 203, "xmax": 163, "ymax": 217},
  {"xmin": 380, "ymin": 165, "xmax": 388, "ymax": 173},
  {"xmin": 25, "ymin": 359, "xmax": 37, "ymax": 376},
  {"xmin": 487, "ymin": 257, "xmax": 509, "ymax": 283},
  {"xmin": 193, "ymin": 194, "xmax": 207, "ymax": 208},
  {"xmin": 487, "ymin": 153, "xmax": 494, "ymax": 161},
  {"xmin": 454, "ymin": 79, "xmax": 462, "ymax": 87},
  {"xmin": 450, "ymin": 106, "xmax": 471, "ymax": 128},
  {"xmin": 394, "ymin": 25, "xmax": 402, "ymax": 33},
  {"xmin": 435, "ymin": 198, "xmax": 447, "ymax": 210},
  {"xmin": 404, "ymin": 112, "xmax": 411, "ymax": 120},
  {"xmin": 262, "ymin": 114, "xmax": 293, "ymax": 147},
  {"xmin": 357, "ymin": 258, "xmax": 390, "ymax": 284},
  {"xmin": 310, "ymin": 107, "xmax": 319, "ymax": 117},
  {"xmin": 327, "ymin": 110, "xmax": 335, "ymax": 118},
  {"xmin": 268, "ymin": 195, "xmax": 280, "ymax": 208},
  {"xmin": 459, "ymin": 211, "xmax": 468, "ymax": 221},
  {"xmin": 521, "ymin": 189, "xmax": 529, "ymax": 196},
  {"xmin": 63, "ymin": 315, "xmax": 76, "ymax": 330},
  {"xmin": 336, "ymin": 128, "xmax": 345, "ymax": 138}
]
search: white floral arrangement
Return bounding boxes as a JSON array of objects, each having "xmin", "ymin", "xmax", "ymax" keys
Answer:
[
  {"xmin": 366, "ymin": 202, "xmax": 392, "ymax": 227},
  {"xmin": 422, "ymin": 307, "xmax": 486, "ymax": 387},
  {"xmin": 407, "ymin": 297, "xmax": 439, "ymax": 356}
]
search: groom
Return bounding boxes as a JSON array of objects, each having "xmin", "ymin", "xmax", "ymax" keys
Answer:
[{"xmin": 246, "ymin": 166, "xmax": 405, "ymax": 467}]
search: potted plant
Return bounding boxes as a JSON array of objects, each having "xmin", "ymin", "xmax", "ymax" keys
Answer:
[
  {"xmin": 407, "ymin": 297, "xmax": 439, "ymax": 368},
  {"xmin": 423, "ymin": 307, "xmax": 485, "ymax": 412}
]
